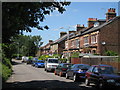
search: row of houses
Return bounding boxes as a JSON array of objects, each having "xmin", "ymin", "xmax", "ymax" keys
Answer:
[{"xmin": 38, "ymin": 8, "xmax": 120, "ymax": 58}]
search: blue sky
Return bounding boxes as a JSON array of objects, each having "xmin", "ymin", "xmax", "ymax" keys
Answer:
[{"xmin": 23, "ymin": 2, "xmax": 119, "ymax": 46}]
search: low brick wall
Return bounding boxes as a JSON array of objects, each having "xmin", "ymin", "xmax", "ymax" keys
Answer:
[
  {"xmin": 71, "ymin": 57, "xmax": 81, "ymax": 64},
  {"xmin": 70, "ymin": 57, "xmax": 120, "ymax": 72},
  {"xmin": 81, "ymin": 57, "xmax": 120, "ymax": 72}
]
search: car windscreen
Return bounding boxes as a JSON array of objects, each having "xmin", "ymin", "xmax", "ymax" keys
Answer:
[
  {"xmin": 38, "ymin": 61, "xmax": 44, "ymax": 63},
  {"xmin": 98, "ymin": 67, "xmax": 115, "ymax": 74},
  {"xmin": 48, "ymin": 59, "xmax": 58, "ymax": 63},
  {"xmin": 77, "ymin": 65, "xmax": 90, "ymax": 69}
]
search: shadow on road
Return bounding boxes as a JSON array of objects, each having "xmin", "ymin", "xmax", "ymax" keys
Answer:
[
  {"xmin": 11, "ymin": 61, "xmax": 22, "ymax": 65},
  {"xmin": 2, "ymin": 80, "xmax": 97, "ymax": 90}
]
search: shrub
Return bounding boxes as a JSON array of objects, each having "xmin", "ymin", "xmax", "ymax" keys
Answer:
[
  {"xmin": 105, "ymin": 50, "xmax": 118, "ymax": 56},
  {"xmin": 1, "ymin": 63, "xmax": 12, "ymax": 82},
  {"xmin": 2, "ymin": 57, "xmax": 12, "ymax": 69},
  {"xmin": 59, "ymin": 58, "xmax": 67, "ymax": 63},
  {"xmin": 71, "ymin": 52, "xmax": 80, "ymax": 58}
]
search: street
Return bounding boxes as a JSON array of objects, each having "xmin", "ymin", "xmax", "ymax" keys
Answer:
[{"xmin": 2, "ymin": 59, "xmax": 96, "ymax": 90}]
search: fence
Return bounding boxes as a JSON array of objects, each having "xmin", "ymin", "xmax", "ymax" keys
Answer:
[{"xmin": 71, "ymin": 56, "xmax": 120, "ymax": 72}]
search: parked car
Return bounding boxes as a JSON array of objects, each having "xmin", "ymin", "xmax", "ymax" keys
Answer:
[
  {"xmin": 22, "ymin": 56, "xmax": 29, "ymax": 63},
  {"xmin": 34, "ymin": 60, "xmax": 45, "ymax": 68},
  {"xmin": 85, "ymin": 64, "xmax": 120, "ymax": 88},
  {"xmin": 44, "ymin": 58, "xmax": 59, "ymax": 72},
  {"xmin": 31, "ymin": 57, "xmax": 38, "ymax": 66},
  {"xmin": 66, "ymin": 64, "xmax": 90, "ymax": 82},
  {"xmin": 54, "ymin": 63, "xmax": 73, "ymax": 77}
]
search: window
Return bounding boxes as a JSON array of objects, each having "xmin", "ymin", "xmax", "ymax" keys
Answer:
[
  {"xmin": 91, "ymin": 35, "xmax": 97, "ymax": 44},
  {"xmin": 93, "ymin": 67, "xmax": 98, "ymax": 73},
  {"xmin": 84, "ymin": 36, "xmax": 89, "ymax": 45},
  {"xmin": 76, "ymin": 39, "xmax": 80, "ymax": 48},
  {"xmin": 71, "ymin": 40, "xmax": 74, "ymax": 47},
  {"xmin": 65, "ymin": 42, "xmax": 68, "ymax": 49},
  {"xmin": 87, "ymin": 66, "xmax": 94, "ymax": 72}
]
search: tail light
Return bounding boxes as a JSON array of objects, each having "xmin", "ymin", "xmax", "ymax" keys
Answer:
[{"xmin": 62, "ymin": 68, "xmax": 67, "ymax": 71}]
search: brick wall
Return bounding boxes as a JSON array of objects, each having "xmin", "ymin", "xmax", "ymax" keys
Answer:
[{"xmin": 99, "ymin": 17, "xmax": 120, "ymax": 55}]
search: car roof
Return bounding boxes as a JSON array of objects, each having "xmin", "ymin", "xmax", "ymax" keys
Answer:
[
  {"xmin": 92, "ymin": 64, "xmax": 112, "ymax": 67},
  {"xmin": 74, "ymin": 64, "xmax": 89, "ymax": 66},
  {"xmin": 60, "ymin": 63, "xmax": 71, "ymax": 64}
]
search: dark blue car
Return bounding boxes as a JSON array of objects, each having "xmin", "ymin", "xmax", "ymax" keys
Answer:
[
  {"xmin": 66, "ymin": 64, "xmax": 90, "ymax": 82},
  {"xmin": 34, "ymin": 60, "xmax": 45, "ymax": 68},
  {"xmin": 85, "ymin": 64, "xmax": 120, "ymax": 88}
]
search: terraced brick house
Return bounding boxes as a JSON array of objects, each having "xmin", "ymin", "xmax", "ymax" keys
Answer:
[{"xmin": 63, "ymin": 8, "xmax": 120, "ymax": 58}]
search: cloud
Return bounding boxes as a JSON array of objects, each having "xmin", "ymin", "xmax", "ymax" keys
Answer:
[{"xmin": 53, "ymin": 25, "xmax": 76, "ymax": 31}]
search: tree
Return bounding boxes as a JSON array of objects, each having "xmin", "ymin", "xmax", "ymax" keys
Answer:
[
  {"xmin": 2, "ymin": 1, "xmax": 71, "ymax": 43},
  {"xmin": 11, "ymin": 35, "xmax": 43, "ymax": 57}
]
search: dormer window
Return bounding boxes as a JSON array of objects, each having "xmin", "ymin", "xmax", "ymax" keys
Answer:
[{"xmin": 94, "ymin": 22, "xmax": 99, "ymax": 27}]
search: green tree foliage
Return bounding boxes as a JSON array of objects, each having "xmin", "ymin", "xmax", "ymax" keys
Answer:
[
  {"xmin": 11, "ymin": 35, "xmax": 43, "ymax": 57},
  {"xmin": 71, "ymin": 52, "xmax": 80, "ymax": 58},
  {"xmin": 2, "ymin": 2, "xmax": 70, "ymax": 43},
  {"xmin": 105, "ymin": 50, "xmax": 118, "ymax": 56}
]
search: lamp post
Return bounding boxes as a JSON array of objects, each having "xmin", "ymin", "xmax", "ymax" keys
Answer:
[{"xmin": 101, "ymin": 41, "xmax": 106, "ymax": 55}]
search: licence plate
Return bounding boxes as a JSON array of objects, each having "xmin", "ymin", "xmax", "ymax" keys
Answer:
[{"xmin": 116, "ymin": 83, "xmax": 120, "ymax": 86}]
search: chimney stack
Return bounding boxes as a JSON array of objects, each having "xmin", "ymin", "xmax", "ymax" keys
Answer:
[
  {"xmin": 76, "ymin": 24, "xmax": 85, "ymax": 32},
  {"xmin": 88, "ymin": 18, "xmax": 97, "ymax": 28},
  {"xmin": 68, "ymin": 31, "xmax": 76, "ymax": 34},
  {"xmin": 106, "ymin": 8, "xmax": 116, "ymax": 21},
  {"xmin": 49, "ymin": 40, "xmax": 53, "ymax": 43},
  {"xmin": 60, "ymin": 32, "xmax": 67, "ymax": 37}
]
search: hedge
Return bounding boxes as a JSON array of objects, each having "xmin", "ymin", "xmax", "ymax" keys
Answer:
[{"xmin": 1, "ymin": 63, "xmax": 12, "ymax": 82}]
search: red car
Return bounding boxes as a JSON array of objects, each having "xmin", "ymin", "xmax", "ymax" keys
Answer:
[{"xmin": 85, "ymin": 64, "xmax": 120, "ymax": 89}]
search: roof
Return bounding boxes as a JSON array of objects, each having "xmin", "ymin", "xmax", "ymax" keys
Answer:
[
  {"xmin": 82, "ymin": 16, "xmax": 120, "ymax": 35},
  {"xmin": 52, "ymin": 33, "xmax": 75, "ymax": 44},
  {"xmin": 71, "ymin": 16, "xmax": 120, "ymax": 38}
]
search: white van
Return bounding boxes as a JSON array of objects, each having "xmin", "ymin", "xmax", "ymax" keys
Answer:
[{"xmin": 44, "ymin": 58, "xmax": 59, "ymax": 72}]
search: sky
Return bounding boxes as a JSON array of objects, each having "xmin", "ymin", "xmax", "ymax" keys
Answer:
[{"xmin": 23, "ymin": 2, "xmax": 119, "ymax": 46}]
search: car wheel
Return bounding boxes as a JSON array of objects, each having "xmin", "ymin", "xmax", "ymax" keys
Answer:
[
  {"xmin": 98, "ymin": 81, "xmax": 105, "ymax": 89},
  {"xmin": 73, "ymin": 74, "xmax": 77, "ymax": 82},
  {"xmin": 54, "ymin": 71, "xmax": 57, "ymax": 75},
  {"xmin": 85, "ymin": 78, "xmax": 90, "ymax": 86},
  {"xmin": 66, "ymin": 73, "xmax": 69, "ymax": 79},
  {"xmin": 59, "ymin": 72, "xmax": 62, "ymax": 77}
]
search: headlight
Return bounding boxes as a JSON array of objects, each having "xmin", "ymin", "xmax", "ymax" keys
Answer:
[
  {"xmin": 107, "ymin": 79, "xmax": 115, "ymax": 83},
  {"xmin": 47, "ymin": 65, "xmax": 52, "ymax": 68},
  {"xmin": 77, "ymin": 69, "xmax": 83, "ymax": 73}
]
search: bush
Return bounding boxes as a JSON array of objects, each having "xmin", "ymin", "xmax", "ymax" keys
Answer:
[
  {"xmin": 59, "ymin": 58, "xmax": 67, "ymax": 63},
  {"xmin": 2, "ymin": 57, "xmax": 12, "ymax": 69},
  {"xmin": 105, "ymin": 51, "xmax": 118, "ymax": 56},
  {"xmin": 29, "ymin": 56, "xmax": 33, "ymax": 60},
  {"xmin": 1, "ymin": 63, "xmax": 12, "ymax": 82},
  {"xmin": 71, "ymin": 52, "xmax": 80, "ymax": 58},
  {"xmin": 39, "ymin": 55, "xmax": 53, "ymax": 60}
]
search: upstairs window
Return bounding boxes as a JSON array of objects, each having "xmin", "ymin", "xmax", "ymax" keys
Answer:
[
  {"xmin": 76, "ymin": 39, "xmax": 80, "ymax": 48},
  {"xmin": 84, "ymin": 36, "xmax": 89, "ymax": 45},
  {"xmin": 91, "ymin": 34, "xmax": 97, "ymax": 44}
]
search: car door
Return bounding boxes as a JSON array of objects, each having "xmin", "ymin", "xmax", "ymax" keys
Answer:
[
  {"xmin": 67, "ymin": 65, "xmax": 75, "ymax": 77},
  {"xmin": 56, "ymin": 65, "xmax": 60, "ymax": 74},
  {"xmin": 69, "ymin": 65, "xmax": 78, "ymax": 77},
  {"xmin": 91, "ymin": 66, "xmax": 100, "ymax": 83}
]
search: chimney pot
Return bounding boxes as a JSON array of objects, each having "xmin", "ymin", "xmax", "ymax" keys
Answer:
[
  {"xmin": 106, "ymin": 8, "xmax": 116, "ymax": 21},
  {"xmin": 60, "ymin": 32, "xmax": 67, "ymax": 37}
]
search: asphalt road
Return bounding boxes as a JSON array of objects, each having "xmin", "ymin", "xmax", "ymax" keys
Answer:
[{"xmin": 2, "ymin": 59, "xmax": 97, "ymax": 90}]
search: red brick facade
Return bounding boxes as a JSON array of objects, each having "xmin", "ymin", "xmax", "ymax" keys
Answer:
[{"xmin": 39, "ymin": 8, "xmax": 120, "ymax": 57}]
